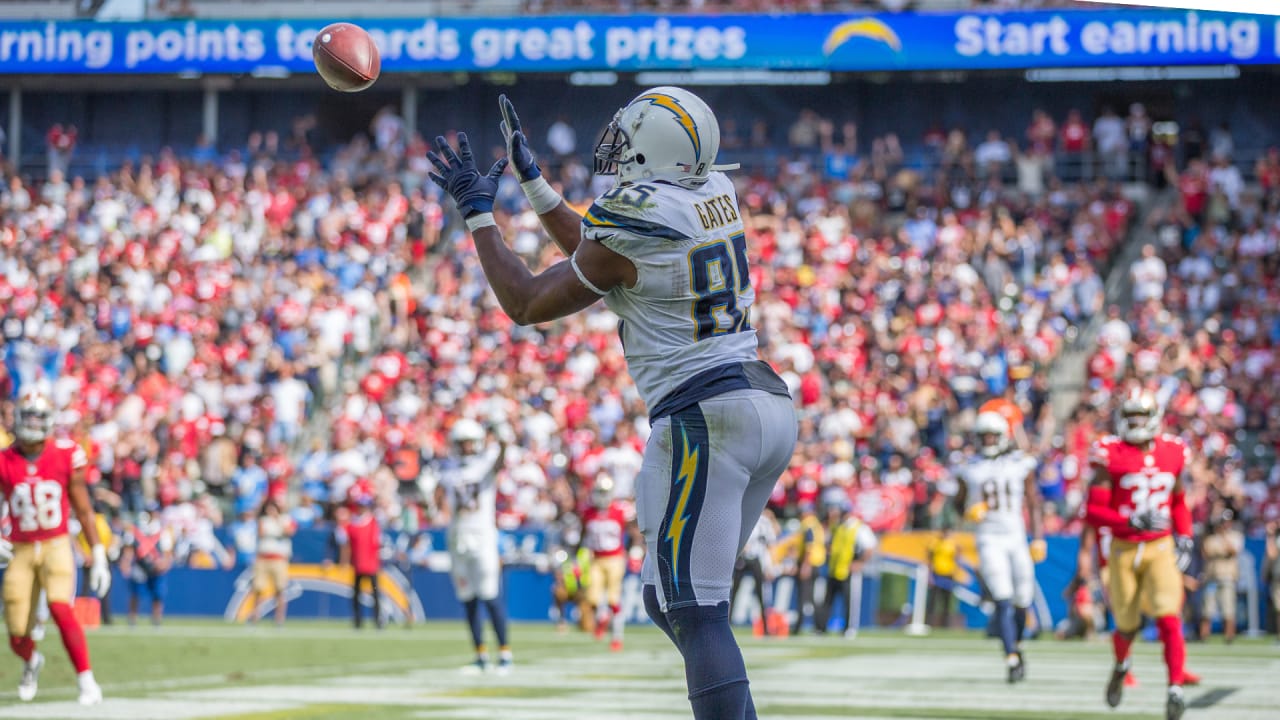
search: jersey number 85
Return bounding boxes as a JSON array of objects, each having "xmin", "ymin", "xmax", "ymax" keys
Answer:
[{"xmin": 689, "ymin": 231, "xmax": 751, "ymax": 341}]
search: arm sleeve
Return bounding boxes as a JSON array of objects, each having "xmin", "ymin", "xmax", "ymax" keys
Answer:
[
  {"xmin": 1084, "ymin": 484, "xmax": 1129, "ymax": 532},
  {"xmin": 1170, "ymin": 489, "xmax": 1192, "ymax": 537}
]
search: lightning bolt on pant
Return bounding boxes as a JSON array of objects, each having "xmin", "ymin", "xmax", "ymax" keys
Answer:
[{"xmin": 637, "ymin": 388, "xmax": 797, "ymax": 613}]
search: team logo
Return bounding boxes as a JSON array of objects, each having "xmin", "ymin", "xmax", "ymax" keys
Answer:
[
  {"xmin": 637, "ymin": 93, "xmax": 701, "ymax": 162},
  {"xmin": 223, "ymin": 563, "xmax": 424, "ymax": 624},
  {"xmin": 822, "ymin": 18, "xmax": 903, "ymax": 56}
]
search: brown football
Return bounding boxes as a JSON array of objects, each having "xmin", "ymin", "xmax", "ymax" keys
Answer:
[{"xmin": 313, "ymin": 23, "xmax": 380, "ymax": 93}]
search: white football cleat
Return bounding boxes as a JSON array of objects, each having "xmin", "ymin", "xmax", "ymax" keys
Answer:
[
  {"xmin": 78, "ymin": 676, "xmax": 103, "ymax": 702},
  {"xmin": 17, "ymin": 652, "xmax": 43, "ymax": 702}
]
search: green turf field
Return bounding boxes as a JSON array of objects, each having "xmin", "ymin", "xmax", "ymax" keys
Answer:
[{"xmin": 0, "ymin": 620, "xmax": 1273, "ymax": 719}]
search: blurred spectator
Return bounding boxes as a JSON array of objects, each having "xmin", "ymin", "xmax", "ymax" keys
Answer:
[
  {"xmin": 1208, "ymin": 154, "xmax": 1244, "ymax": 211},
  {"xmin": 342, "ymin": 498, "xmax": 385, "ymax": 630},
  {"xmin": 1125, "ymin": 103, "xmax": 1151, "ymax": 171},
  {"xmin": 1025, "ymin": 109, "xmax": 1056, "ymax": 158},
  {"xmin": 46, "ymin": 123, "xmax": 77, "ymax": 176},
  {"xmin": 1209, "ymin": 121, "xmax": 1234, "ymax": 162},
  {"xmin": 926, "ymin": 527, "xmax": 959, "ymax": 628},
  {"xmin": 1198, "ymin": 511, "xmax": 1243, "ymax": 643},
  {"xmin": 546, "ymin": 114, "xmax": 577, "ymax": 160},
  {"xmin": 788, "ymin": 109, "xmax": 824, "ymax": 150},
  {"xmin": 269, "ymin": 365, "xmax": 310, "ymax": 450},
  {"xmin": 789, "ymin": 504, "xmax": 825, "ymax": 634},
  {"xmin": 1265, "ymin": 522, "xmax": 1280, "ymax": 636},
  {"xmin": 372, "ymin": 106, "xmax": 406, "ymax": 159},
  {"xmin": 248, "ymin": 499, "xmax": 295, "ymax": 626},
  {"xmin": 1059, "ymin": 109, "xmax": 1089, "ymax": 155},
  {"xmin": 120, "ymin": 508, "xmax": 175, "ymax": 627},
  {"xmin": 733, "ymin": 510, "xmax": 778, "ymax": 636},
  {"xmin": 1130, "ymin": 244, "xmax": 1167, "ymax": 304},
  {"xmin": 1093, "ymin": 107, "xmax": 1126, "ymax": 179},
  {"xmin": 974, "ymin": 130, "xmax": 1012, "ymax": 175}
]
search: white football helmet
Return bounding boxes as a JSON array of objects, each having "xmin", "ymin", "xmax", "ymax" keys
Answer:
[
  {"xmin": 592, "ymin": 474, "xmax": 615, "ymax": 510},
  {"xmin": 1117, "ymin": 387, "xmax": 1162, "ymax": 445},
  {"xmin": 449, "ymin": 418, "xmax": 486, "ymax": 455},
  {"xmin": 14, "ymin": 387, "xmax": 54, "ymax": 445},
  {"xmin": 594, "ymin": 86, "xmax": 739, "ymax": 189},
  {"xmin": 974, "ymin": 411, "xmax": 1011, "ymax": 458}
]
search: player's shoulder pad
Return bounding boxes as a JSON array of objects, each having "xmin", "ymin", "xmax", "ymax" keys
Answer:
[
  {"xmin": 1088, "ymin": 435, "xmax": 1118, "ymax": 466},
  {"xmin": 582, "ymin": 186, "xmax": 691, "ymax": 243},
  {"xmin": 54, "ymin": 438, "xmax": 76, "ymax": 450}
]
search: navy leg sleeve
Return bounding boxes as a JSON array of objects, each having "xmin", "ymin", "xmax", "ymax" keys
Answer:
[
  {"xmin": 668, "ymin": 602, "xmax": 751, "ymax": 720},
  {"xmin": 643, "ymin": 584, "xmax": 677, "ymax": 646},
  {"xmin": 996, "ymin": 600, "xmax": 1018, "ymax": 656},
  {"xmin": 463, "ymin": 599, "xmax": 485, "ymax": 651},
  {"xmin": 485, "ymin": 598, "xmax": 509, "ymax": 647}
]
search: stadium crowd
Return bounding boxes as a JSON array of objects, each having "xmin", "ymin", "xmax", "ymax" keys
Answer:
[{"xmin": 0, "ymin": 95, "xmax": 1273, "ymax": 587}]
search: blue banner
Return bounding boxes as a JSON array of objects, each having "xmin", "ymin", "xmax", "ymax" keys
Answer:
[{"xmin": 0, "ymin": 9, "xmax": 1274, "ymax": 75}]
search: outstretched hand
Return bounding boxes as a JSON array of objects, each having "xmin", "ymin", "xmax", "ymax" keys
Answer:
[
  {"xmin": 499, "ymin": 94, "xmax": 541, "ymax": 182},
  {"xmin": 427, "ymin": 132, "xmax": 508, "ymax": 218}
]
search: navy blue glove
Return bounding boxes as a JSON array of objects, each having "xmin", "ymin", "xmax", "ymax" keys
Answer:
[
  {"xmin": 427, "ymin": 132, "xmax": 508, "ymax": 218},
  {"xmin": 499, "ymin": 94, "xmax": 541, "ymax": 182}
]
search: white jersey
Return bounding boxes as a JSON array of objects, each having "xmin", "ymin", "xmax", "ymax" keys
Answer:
[
  {"xmin": 580, "ymin": 172, "xmax": 788, "ymax": 419},
  {"xmin": 959, "ymin": 451, "xmax": 1037, "ymax": 538},
  {"xmin": 441, "ymin": 444, "xmax": 501, "ymax": 541}
]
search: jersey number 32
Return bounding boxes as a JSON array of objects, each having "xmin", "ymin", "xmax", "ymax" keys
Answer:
[{"xmin": 1118, "ymin": 472, "xmax": 1175, "ymax": 516}]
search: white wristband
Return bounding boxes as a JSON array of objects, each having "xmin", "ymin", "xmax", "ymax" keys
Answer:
[
  {"xmin": 465, "ymin": 212, "xmax": 497, "ymax": 232},
  {"xmin": 521, "ymin": 176, "xmax": 563, "ymax": 215}
]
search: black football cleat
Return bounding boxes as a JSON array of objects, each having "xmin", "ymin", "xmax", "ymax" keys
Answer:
[
  {"xmin": 1106, "ymin": 661, "xmax": 1130, "ymax": 708},
  {"xmin": 1006, "ymin": 653, "xmax": 1025, "ymax": 684},
  {"xmin": 1166, "ymin": 685, "xmax": 1186, "ymax": 720}
]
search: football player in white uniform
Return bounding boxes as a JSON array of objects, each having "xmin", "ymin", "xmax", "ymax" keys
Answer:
[
  {"xmin": 427, "ymin": 87, "xmax": 797, "ymax": 719},
  {"xmin": 953, "ymin": 411, "xmax": 1045, "ymax": 683},
  {"xmin": 440, "ymin": 419, "xmax": 511, "ymax": 675}
]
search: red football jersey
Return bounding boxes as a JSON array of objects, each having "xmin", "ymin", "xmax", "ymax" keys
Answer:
[
  {"xmin": 1090, "ymin": 434, "xmax": 1188, "ymax": 543},
  {"xmin": 583, "ymin": 503, "xmax": 629, "ymax": 558},
  {"xmin": 0, "ymin": 439, "xmax": 86, "ymax": 543},
  {"xmin": 345, "ymin": 513, "xmax": 382, "ymax": 576}
]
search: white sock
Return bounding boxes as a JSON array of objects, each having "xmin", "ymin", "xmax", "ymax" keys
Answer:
[{"xmin": 78, "ymin": 670, "xmax": 96, "ymax": 685}]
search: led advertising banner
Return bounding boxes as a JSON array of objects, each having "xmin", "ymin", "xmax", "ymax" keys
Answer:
[{"xmin": 0, "ymin": 9, "xmax": 1272, "ymax": 74}]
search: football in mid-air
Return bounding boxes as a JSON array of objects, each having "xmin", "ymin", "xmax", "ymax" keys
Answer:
[{"xmin": 312, "ymin": 23, "xmax": 380, "ymax": 92}]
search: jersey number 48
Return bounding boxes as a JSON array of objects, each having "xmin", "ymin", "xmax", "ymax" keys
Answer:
[{"xmin": 10, "ymin": 481, "xmax": 63, "ymax": 533}]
